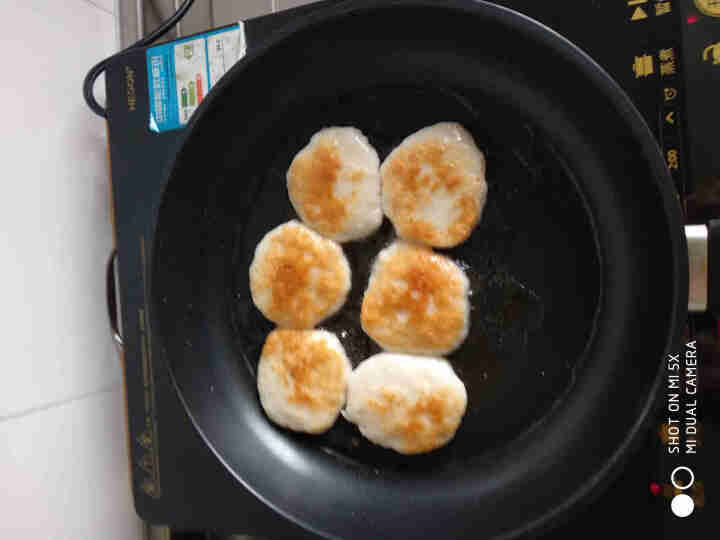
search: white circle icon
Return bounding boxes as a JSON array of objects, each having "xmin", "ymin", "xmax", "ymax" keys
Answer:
[
  {"xmin": 671, "ymin": 494, "xmax": 695, "ymax": 518},
  {"xmin": 670, "ymin": 466, "xmax": 695, "ymax": 490}
]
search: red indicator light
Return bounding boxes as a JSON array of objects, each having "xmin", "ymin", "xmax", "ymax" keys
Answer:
[
  {"xmin": 650, "ymin": 482, "xmax": 662, "ymax": 496},
  {"xmin": 687, "ymin": 14, "xmax": 700, "ymax": 24}
]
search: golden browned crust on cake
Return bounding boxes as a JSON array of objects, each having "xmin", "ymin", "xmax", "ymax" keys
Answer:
[
  {"xmin": 262, "ymin": 329, "xmax": 347, "ymax": 411},
  {"xmin": 360, "ymin": 243, "xmax": 468, "ymax": 353},
  {"xmin": 288, "ymin": 140, "xmax": 367, "ymax": 237},
  {"xmin": 382, "ymin": 135, "xmax": 484, "ymax": 248},
  {"xmin": 250, "ymin": 222, "xmax": 349, "ymax": 328},
  {"xmin": 365, "ymin": 386, "xmax": 466, "ymax": 454}
]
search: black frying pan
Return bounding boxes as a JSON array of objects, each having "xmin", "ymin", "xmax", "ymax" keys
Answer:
[{"xmin": 150, "ymin": 1, "xmax": 687, "ymax": 538}]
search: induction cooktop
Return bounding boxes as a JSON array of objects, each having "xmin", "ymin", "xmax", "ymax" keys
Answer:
[{"xmin": 104, "ymin": 1, "xmax": 720, "ymax": 537}]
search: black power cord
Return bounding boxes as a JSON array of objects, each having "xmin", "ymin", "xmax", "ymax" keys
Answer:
[{"xmin": 83, "ymin": 0, "xmax": 196, "ymax": 118}]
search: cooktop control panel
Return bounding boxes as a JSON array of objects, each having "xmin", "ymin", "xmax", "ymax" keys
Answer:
[{"xmin": 682, "ymin": 0, "xmax": 720, "ymax": 203}]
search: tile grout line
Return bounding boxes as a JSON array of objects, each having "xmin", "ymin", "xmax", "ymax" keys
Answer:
[
  {"xmin": 0, "ymin": 382, "xmax": 122, "ymax": 423},
  {"xmin": 78, "ymin": 0, "xmax": 115, "ymax": 16}
]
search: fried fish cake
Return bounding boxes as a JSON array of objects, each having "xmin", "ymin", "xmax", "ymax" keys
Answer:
[
  {"xmin": 360, "ymin": 241, "xmax": 470, "ymax": 356},
  {"xmin": 344, "ymin": 353, "xmax": 467, "ymax": 454},
  {"xmin": 381, "ymin": 122, "xmax": 487, "ymax": 248},
  {"xmin": 249, "ymin": 220, "xmax": 351, "ymax": 328},
  {"xmin": 258, "ymin": 329, "xmax": 352, "ymax": 434},
  {"xmin": 288, "ymin": 127, "xmax": 382, "ymax": 242}
]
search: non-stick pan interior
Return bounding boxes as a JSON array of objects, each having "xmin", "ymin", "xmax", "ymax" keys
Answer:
[{"xmin": 151, "ymin": 2, "xmax": 685, "ymax": 538}]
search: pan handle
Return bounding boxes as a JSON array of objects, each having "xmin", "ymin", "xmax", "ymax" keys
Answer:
[
  {"xmin": 106, "ymin": 249, "xmax": 124, "ymax": 346},
  {"xmin": 687, "ymin": 220, "xmax": 720, "ymax": 314}
]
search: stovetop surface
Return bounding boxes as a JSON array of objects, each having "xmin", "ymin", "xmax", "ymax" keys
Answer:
[{"xmin": 105, "ymin": 1, "xmax": 720, "ymax": 537}]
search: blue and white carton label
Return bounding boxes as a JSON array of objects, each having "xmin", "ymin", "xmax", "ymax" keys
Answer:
[{"xmin": 146, "ymin": 23, "xmax": 246, "ymax": 133}]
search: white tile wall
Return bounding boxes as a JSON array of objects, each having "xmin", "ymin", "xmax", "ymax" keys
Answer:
[
  {"xmin": 0, "ymin": 0, "xmax": 120, "ymax": 418},
  {"xmin": 0, "ymin": 0, "xmax": 141, "ymax": 538},
  {"xmin": 0, "ymin": 389, "xmax": 141, "ymax": 540},
  {"xmin": 82, "ymin": 0, "xmax": 116, "ymax": 14}
]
